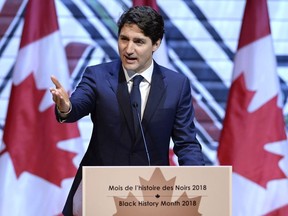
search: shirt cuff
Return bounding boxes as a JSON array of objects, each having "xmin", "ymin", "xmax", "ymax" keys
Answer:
[{"xmin": 57, "ymin": 103, "xmax": 72, "ymax": 123}]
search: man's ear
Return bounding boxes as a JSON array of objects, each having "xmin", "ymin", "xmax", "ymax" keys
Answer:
[{"xmin": 152, "ymin": 39, "xmax": 162, "ymax": 52}]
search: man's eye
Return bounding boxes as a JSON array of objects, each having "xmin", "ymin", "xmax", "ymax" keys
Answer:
[{"xmin": 135, "ymin": 40, "xmax": 144, "ymax": 45}]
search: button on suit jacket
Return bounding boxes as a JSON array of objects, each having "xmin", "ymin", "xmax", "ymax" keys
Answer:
[{"xmin": 59, "ymin": 59, "xmax": 204, "ymax": 215}]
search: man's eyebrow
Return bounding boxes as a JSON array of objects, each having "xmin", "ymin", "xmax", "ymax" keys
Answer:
[
  {"xmin": 119, "ymin": 34, "xmax": 128, "ymax": 38},
  {"xmin": 119, "ymin": 35, "xmax": 146, "ymax": 41},
  {"xmin": 134, "ymin": 37, "xmax": 146, "ymax": 41}
]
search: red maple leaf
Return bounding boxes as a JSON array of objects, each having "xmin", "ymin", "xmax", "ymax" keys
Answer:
[
  {"xmin": 218, "ymin": 73, "xmax": 286, "ymax": 188},
  {"xmin": 3, "ymin": 73, "xmax": 80, "ymax": 186},
  {"xmin": 264, "ymin": 204, "xmax": 288, "ymax": 216}
]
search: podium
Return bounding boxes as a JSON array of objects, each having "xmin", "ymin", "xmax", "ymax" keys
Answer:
[{"xmin": 83, "ymin": 166, "xmax": 232, "ymax": 216}]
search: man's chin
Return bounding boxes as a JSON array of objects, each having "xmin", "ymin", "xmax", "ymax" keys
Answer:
[{"xmin": 123, "ymin": 64, "xmax": 138, "ymax": 72}]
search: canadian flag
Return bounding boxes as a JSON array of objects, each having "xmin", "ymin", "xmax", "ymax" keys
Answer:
[
  {"xmin": 133, "ymin": 0, "xmax": 177, "ymax": 166},
  {"xmin": 0, "ymin": 0, "xmax": 83, "ymax": 215},
  {"xmin": 218, "ymin": 0, "xmax": 288, "ymax": 215}
]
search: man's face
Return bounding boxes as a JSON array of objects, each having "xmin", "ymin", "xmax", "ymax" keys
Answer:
[{"xmin": 118, "ymin": 23, "xmax": 160, "ymax": 73}]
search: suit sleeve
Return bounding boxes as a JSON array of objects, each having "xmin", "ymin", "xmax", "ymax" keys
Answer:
[
  {"xmin": 55, "ymin": 66, "xmax": 97, "ymax": 123},
  {"xmin": 172, "ymin": 77, "xmax": 205, "ymax": 165}
]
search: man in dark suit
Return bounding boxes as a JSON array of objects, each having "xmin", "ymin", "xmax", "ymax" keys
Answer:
[{"xmin": 50, "ymin": 5, "xmax": 204, "ymax": 216}]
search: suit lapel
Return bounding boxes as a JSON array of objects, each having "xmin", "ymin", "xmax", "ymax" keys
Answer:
[{"xmin": 142, "ymin": 63, "xmax": 166, "ymax": 131}]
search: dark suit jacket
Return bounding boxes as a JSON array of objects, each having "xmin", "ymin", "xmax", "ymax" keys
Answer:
[{"xmin": 60, "ymin": 59, "xmax": 204, "ymax": 215}]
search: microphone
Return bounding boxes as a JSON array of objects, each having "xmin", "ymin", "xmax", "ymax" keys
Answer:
[{"xmin": 133, "ymin": 102, "xmax": 151, "ymax": 166}]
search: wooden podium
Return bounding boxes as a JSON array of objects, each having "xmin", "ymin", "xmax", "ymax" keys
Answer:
[{"xmin": 83, "ymin": 166, "xmax": 232, "ymax": 216}]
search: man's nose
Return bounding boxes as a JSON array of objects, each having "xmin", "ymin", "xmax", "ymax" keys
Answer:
[{"xmin": 126, "ymin": 41, "xmax": 135, "ymax": 54}]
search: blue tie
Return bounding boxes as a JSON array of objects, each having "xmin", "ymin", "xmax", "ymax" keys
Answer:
[{"xmin": 130, "ymin": 75, "xmax": 144, "ymax": 135}]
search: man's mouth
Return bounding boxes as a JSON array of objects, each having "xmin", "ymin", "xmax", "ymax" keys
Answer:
[{"xmin": 125, "ymin": 55, "xmax": 137, "ymax": 62}]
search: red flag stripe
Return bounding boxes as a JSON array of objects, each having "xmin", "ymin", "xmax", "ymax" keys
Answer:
[
  {"xmin": 133, "ymin": 0, "xmax": 158, "ymax": 11},
  {"xmin": 237, "ymin": 0, "xmax": 270, "ymax": 50},
  {"xmin": 20, "ymin": 0, "xmax": 58, "ymax": 48}
]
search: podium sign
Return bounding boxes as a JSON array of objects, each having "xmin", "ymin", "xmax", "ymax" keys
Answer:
[{"xmin": 83, "ymin": 166, "xmax": 231, "ymax": 216}]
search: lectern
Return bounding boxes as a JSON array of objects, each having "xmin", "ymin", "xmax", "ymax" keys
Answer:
[{"xmin": 83, "ymin": 166, "xmax": 232, "ymax": 216}]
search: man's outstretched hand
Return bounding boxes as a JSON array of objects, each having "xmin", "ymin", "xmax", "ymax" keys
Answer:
[{"xmin": 50, "ymin": 75, "xmax": 71, "ymax": 113}]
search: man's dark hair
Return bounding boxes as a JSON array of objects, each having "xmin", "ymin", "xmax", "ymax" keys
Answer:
[{"xmin": 117, "ymin": 6, "xmax": 164, "ymax": 44}]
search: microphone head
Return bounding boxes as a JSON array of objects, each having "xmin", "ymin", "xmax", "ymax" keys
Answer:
[{"xmin": 132, "ymin": 102, "xmax": 138, "ymax": 109}]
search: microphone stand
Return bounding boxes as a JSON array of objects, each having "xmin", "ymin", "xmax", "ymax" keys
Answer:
[{"xmin": 133, "ymin": 103, "xmax": 151, "ymax": 166}]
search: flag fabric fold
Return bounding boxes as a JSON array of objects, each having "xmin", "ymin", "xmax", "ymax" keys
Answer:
[
  {"xmin": 218, "ymin": 0, "xmax": 288, "ymax": 215},
  {"xmin": 0, "ymin": 0, "xmax": 83, "ymax": 215}
]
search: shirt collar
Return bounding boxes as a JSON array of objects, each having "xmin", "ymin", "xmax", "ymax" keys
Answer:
[{"xmin": 123, "ymin": 61, "xmax": 154, "ymax": 84}]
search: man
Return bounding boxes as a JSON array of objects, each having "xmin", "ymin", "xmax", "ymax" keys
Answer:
[{"xmin": 50, "ymin": 6, "xmax": 205, "ymax": 216}]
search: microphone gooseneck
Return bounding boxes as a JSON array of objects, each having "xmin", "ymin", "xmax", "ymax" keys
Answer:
[{"xmin": 133, "ymin": 103, "xmax": 151, "ymax": 166}]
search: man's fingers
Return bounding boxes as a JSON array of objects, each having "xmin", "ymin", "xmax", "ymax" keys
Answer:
[
  {"xmin": 50, "ymin": 87, "xmax": 62, "ymax": 104},
  {"xmin": 50, "ymin": 76, "xmax": 70, "ymax": 110},
  {"xmin": 51, "ymin": 75, "xmax": 62, "ymax": 89}
]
